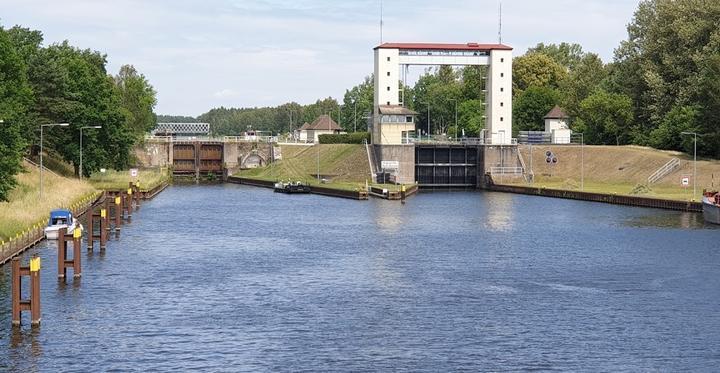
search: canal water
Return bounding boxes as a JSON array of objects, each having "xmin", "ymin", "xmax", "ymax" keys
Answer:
[{"xmin": 1, "ymin": 184, "xmax": 719, "ymax": 371}]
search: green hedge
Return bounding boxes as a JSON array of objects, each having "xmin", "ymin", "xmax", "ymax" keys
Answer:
[{"xmin": 318, "ymin": 132, "xmax": 370, "ymax": 144}]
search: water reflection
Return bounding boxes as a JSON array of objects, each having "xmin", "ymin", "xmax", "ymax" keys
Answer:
[
  {"xmin": 371, "ymin": 201, "xmax": 405, "ymax": 233},
  {"xmin": 623, "ymin": 211, "xmax": 714, "ymax": 229},
  {"xmin": 484, "ymin": 192, "xmax": 514, "ymax": 232},
  {"xmin": 9, "ymin": 326, "xmax": 42, "ymax": 372}
]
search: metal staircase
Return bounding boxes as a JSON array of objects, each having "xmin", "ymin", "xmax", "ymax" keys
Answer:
[{"xmin": 647, "ymin": 158, "xmax": 680, "ymax": 184}]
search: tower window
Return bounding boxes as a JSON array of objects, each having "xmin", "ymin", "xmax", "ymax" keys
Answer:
[
  {"xmin": 501, "ymin": 58, "xmax": 504, "ymax": 63},
  {"xmin": 387, "ymin": 101, "xmax": 390, "ymax": 105},
  {"xmin": 387, "ymin": 57, "xmax": 390, "ymax": 62},
  {"xmin": 387, "ymin": 72, "xmax": 390, "ymax": 76},
  {"xmin": 387, "ymin": 86, "xmax": 391, "ymax": 91},
  {"xmin": 501, "ymin": 117, "xmax": 504, "ymax": 121},
  {"xmin": 501, "ymin": 87, "xmax": 504, "ymax": 92},
  {"xmin": 500, "ymin": 73, "xmax": 504, "ymax": 77},
  {"xmin": 501, "ymin": 102, "xmax": 504, "ymax": 107}
]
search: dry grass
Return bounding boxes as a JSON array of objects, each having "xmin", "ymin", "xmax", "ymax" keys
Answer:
[
  {"xmin": 0, "ymin": 161, "xmax": 98, "ymax": 241},
  {"xmin": 88, "ymin": 167, "xmax": 170, "ymax": 191},
  {"xmin": 509, "ymin": 145, "xmax": 720, "ymax": 201}
]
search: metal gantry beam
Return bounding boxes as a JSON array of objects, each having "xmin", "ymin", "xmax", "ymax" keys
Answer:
[{"xmin": 152, "ymin": 123, "xmax": 210, "ymax": 136}]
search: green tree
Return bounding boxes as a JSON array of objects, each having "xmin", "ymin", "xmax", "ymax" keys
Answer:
[
  {"xmin": 29, "ymin": 42, "xmax": 132, "ymax": 175},
  {"xmin": 0, "ymin": 28, "xmax": 33, "ymax": 201},
  {"xmin": 649, "ymin": 105, "xmax": 699, "ymax": 151},
  {"xmin": 613, "ymin": 0, "xmax": 720, "ymax": 153},
  {"xmin": 575, "ymin": 90, "xmax": 634, "ymax": 145},
  {"xmin": 340, "ymin": 75, "xmax": 374, "ymax": 132},
  {"xmin": 559, "ymin": 54, "xmax": 608, "ymax": 117},
  {"xmin": 527, "ymin": 42, "xmax": 585, "ymax": 71},
  {"xmin": 512, "ymin": 53, "xmax": 567, "ymax": 96},
  {"xmin": 513, "ymin": 86, "xmax": 561, "ymax": 133},
  {"xmin": 456, "ymin": 99, "xmax": 485, "ymax": 137},
  {"xmin": 114, "ymin": 64, "xmax": 157, "ymax": 139}
]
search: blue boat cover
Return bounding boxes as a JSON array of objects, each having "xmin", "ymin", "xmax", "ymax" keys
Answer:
[{"xmin": 48, "ymin": 209, "xmax": 73, "ymax": 226}]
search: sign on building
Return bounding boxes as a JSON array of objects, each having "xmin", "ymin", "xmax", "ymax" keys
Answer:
[
  {"xmin": 381, "ymin": 161, "xmax": 400, "ymax": 171},
  {"xmin": 130, "ymin": 168, "xmax": 139, "ymax": 178}
]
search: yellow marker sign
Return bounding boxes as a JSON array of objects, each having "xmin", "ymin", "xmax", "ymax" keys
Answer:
[
  {"xmin": 135, "ymin": 181, "xmax": 140, "ymax": 188},
  {"xmin": 401, "ymin": 185, "xmax": 406, "ymax": 193},
  {"xmin": 101, "ymin": 209, "xmax": 107, "ymax": 218},
  {"xmin": 73, "ymin": 228, "xmax": 82, "ymax": 239},
  {"xmin": 115, "ymin": 197, "xmax": 121, "ymax": 205},
  {"xmin": 30, "ymin": 257, "xmax": 41, "ymax": 272},
  {"xmin": 127, "ymin": 188, "xmax": 133, "ymax": 195}
]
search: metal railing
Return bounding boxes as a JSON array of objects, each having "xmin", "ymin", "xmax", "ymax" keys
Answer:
[
  {"xmin": 490, "ymin": 166, "xmax": 524, "ymax": 175},
  {"xmin": 648, "ymin": 158, "xmax": 680, "ymax": 184}
]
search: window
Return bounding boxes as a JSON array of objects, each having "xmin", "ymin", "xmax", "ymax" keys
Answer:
[
  {"xmin": 500, "ymin": 117, "xmax": 504, "ymax": 121},
  {"xmin": 406, "ymin": 116, "xmax": 413, "ymax": 123},
  {"xmin": 501, "ymin": 87, "xmax": 504, "ymax": 92},
  {"xmin": 386, "ymin": 71, "xmax": 390, "ymax": 76},
  {"xmin": 501, "ymin": 58, "xmax": 504, "ymax": 63},
  {"xmin": 387, "ymin": 57, "xmax": 390, "ymax": 62},
  {"xmin": 500, "ymin": 73, "xmax": 504, "ymax": 77},
  {"xmin": 500, "ymin": 102, "xmax": 504, "ymax": 107},
  {"xmin": 387, "ymin": 86, "xmax": 391, "ymax": 91},
  {"xmin": 387, "ymin": 101, "xmax": 390, "ymax": 105}
]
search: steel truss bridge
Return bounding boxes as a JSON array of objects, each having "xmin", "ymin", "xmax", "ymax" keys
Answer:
[{"xmin": 152, "ymin": 123, "xmax": 210, "ymax": 136}]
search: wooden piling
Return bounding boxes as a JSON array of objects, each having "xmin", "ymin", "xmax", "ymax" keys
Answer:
[
  {"xmin": 125, "ymin": 189, "xmax": 133, "ymax": 222},
  {"xmin": 115, "ymin": 195, "xmax": 122, "ymax": 230},
  {"xmin": 12, "ymin": 255, "xmax": 41, "ymax": 326},
  {"xmin": 58, "ymin": 227, "xmax": 81, "ymax": 278},
  {"xmin": 100, "ymin": 207, "xmax": 108, "ymax": 249},
  {"xmin": 400, "ymin": 185, "xmax": 407, "ymax": 204}
]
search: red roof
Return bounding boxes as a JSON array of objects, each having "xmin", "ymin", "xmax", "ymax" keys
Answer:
[{"xmin": 375, "ymin": 42, "xmax": 512, "ymax": 51}]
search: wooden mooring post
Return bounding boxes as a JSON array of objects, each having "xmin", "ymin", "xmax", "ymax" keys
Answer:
[
  {"xmin": 57, "ymin": 227, "xmax": 81, "ymax": 278},
  {"xmin": 11, "ymin": 256, "xmax": 41, "ymax": 326},
  {"xmin": 124, "ymin": 190, "xmax": 132, "ymax": 223},
  {"xmin": 130, "ymin": 182, "xmax": 141, "ymax": 211},
  {"xmin": 88, "ymin": 204, "xmax": 107, "ymax": 250},
  {"xmin": 114, "ymin": 195, "xmax": 122, "ymax": 231}
]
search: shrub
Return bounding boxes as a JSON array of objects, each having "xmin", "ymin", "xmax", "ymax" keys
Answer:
[{"xmin": 318, "ymin": 132, "xmax": 370, "ymax": 144}]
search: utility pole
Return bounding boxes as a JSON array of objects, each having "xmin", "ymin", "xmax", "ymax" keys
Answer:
[{"xmin": 681, "ymin": 132, "xmax": 700, "ymax": 200}]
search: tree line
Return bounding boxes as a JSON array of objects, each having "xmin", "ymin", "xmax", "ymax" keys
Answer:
[
  {"xmin": 0, "ymin": 23, "xmax": 157, "ymax": 201},
  {"xmin": 184, "ymin": 0, "xmax": 718, "ymax": 159}
]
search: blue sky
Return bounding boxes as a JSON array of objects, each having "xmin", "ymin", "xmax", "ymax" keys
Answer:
[{"xmin": 0, "ymin": 0, "xmax": 639, "ymax": 116}]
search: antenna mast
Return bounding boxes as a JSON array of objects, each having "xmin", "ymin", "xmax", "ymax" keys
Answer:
[
  {"xmin": 498, "ymin": 1, "xmax": 503, "ymax": 44},
  {"xmin": 380, "ymin": 0, "xmax": 384, "ymax": 44}
]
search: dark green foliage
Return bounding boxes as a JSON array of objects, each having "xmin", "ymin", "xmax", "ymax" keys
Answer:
[
  {"xmin": 318, "ymin": 132, "xmax": 370, "ymax": 144},
  {"xmin": 513, "ymin": 86, "xmax": 561, "ymax": 133},
  {"xmin": 0, "ymin": 28, "xmax": 32, "ymax": 201}
]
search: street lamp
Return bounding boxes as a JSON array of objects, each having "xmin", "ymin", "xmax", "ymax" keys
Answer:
[
  {"xmin": 449, "ymin": 99, "xmax": 458, "ymax": 141},
  {"xmin": 80, "ymin": 125, "xmax": 102, "ymax": 179},
  {"xmin": 40, "ymin": 123, "xmax": 70, "ymax": 198},
  {"xmin": 579, "ymin": 132, "xmax": 584, "ymax": 191},
  {"xmin": 681, "ymin": 131, "xmax": 701, "ymax": 200}
]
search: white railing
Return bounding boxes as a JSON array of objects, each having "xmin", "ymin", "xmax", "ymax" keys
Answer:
[
  {"xmin": 490, "ymin": 166, "xmax": 524, "ymax": 175},
  {"xmin": 648, "ymin": 158, "xmax": 680, "ymax": 184}
]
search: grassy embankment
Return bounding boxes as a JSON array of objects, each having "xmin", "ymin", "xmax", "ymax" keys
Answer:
[
  {"xmin": 502, "ymin": 145, "xmax": 720, "ymax": 201},
  {"xmin": 87, "ymin": 167, "xmax": 170, "ymax": 191},
  {"xmin": 1, "ymin": 156, "xmax": 170, "ymax": 242},
  {"xmin": 236, "ymin": 144, "xmax": 396, "ymax": 191},
  {"xmin": 0, "ymin": 160, "xmax": 98, "ymax": 242}
]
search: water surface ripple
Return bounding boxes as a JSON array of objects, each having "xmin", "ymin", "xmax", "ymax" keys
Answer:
[{"xmin": 1, "ymin": 185, "xmax": 719, "ymax": 371}]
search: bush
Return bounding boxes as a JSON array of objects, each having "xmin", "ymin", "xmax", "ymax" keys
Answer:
[{"xmin": 318, "ymin": 132, "xmax": 370, "ymax": 144}]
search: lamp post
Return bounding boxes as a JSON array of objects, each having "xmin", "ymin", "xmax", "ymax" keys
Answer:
[
  {"xmin": 40, "ymin": 123, "xmax": 70, "ymax": 198},
  {"xmin": 681, "ymin": 131, "xmax": 700, "ymax": 200},
  {"xmin": 449, "ymin": 99, "xmax": 458, "ymax": 141},
  {"xmin": 354, "ymin": 101, "xmax": 357, "ymax": 133},
  {"xmin": 80, "ymin": 125, "xmax": 102, "ymax": 179}
]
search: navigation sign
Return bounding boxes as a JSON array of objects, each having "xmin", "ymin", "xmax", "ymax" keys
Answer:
[
  {"xmin": 545, "ymin": 151, "xmax": 557, "ymax": 164},
  {"xmin": 381, "ymin": 161, "xmax": 400, "ymax": 170},
  {"xmin": 130, "ymin": 168, "xmax": 138, "ymax": 178},
  {"xmin": 681, "ymin": 176, "xmax": 690, "ymax": 187}
]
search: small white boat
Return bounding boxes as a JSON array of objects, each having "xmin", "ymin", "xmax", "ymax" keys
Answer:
[
  {"xmin": 702, "ymin": 191, "xmax": 720, "ymax": 225},
  {"xmin": 44, "ymin": 209, "xmax": 83, "ymax": 239}
]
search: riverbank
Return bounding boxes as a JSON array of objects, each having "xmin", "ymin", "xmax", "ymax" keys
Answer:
[
  {"xmin": 0, "ymin": 161, "xmax": 97, "ymax": 242},
  {"xmin": 226, "ymin": 176, "xmax": 369, "ymax": 200}
]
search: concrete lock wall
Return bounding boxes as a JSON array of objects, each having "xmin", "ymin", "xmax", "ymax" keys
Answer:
[
  {"xmin": 483, "ymin": 146, "xmax": 521, "ymax": 173},
  {"xmin": 135, "ymin": 142, "xmax": 171, "ymax": 167},
  {"xmin": 375, "ymin": 144, "xmax": 415, "ymax": 184}
]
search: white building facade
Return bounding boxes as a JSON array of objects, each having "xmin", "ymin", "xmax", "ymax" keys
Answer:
[{"xmin": 373, "ymin": 42, "xmax": 513, "ymax": 145}]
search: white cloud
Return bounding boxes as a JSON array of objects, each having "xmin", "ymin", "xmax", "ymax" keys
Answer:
[{"xmin": 213, "ymin": 89, "xmax": 239, "ymax": 98}]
